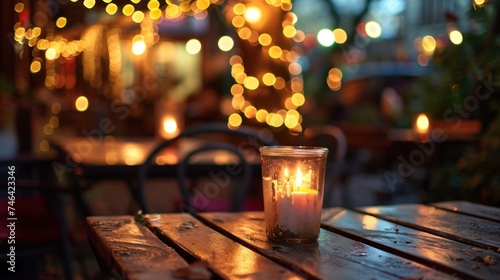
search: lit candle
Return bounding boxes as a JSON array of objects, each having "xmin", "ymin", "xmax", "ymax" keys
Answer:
[
  {"xmin": 261, "ymin": 146, "xmax": 328, "ymax": 243},
  {"xmin": 415, "ymin": 113, "xmax": 430, "ymax": 134},
  {"xmin": 275, "ymin": 167, "xmax": 321, "ymax": 238},
  {"xmin": 414, "ymin": 113, "xmax": 430, "ymax": 142},
  {"xmin": 159, "ymin": 115, "xmax": 180, "ymax": 140}
]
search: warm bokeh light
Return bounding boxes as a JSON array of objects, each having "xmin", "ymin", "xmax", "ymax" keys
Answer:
[
  {"xmin": 273, "ymin": 77, "xmax": 286, "ymax": 90},
  {"xmin": 14, "ymin": 2, "xmax": 24, "ymax": 12},
  {"xmin": 262, "ymin": 73, "xmax": 276, "ymax": 86},
  {"xmin": 231, "ymin": 84, "xmax": 244, "ymax": 96},
  {"xmin": 365, "ymin": 21, "xmax": 382, "ymax": 38},
  {"xmin": 45, "ymin": 47, "xmax": 57, "ymax": 60},
  {"xmin": 132, "ymin": 11, "xmax": 145, "ymax": 23},
  {"xmin": 49, "ymin": 116, "xmax": 59, "ymax": 128},
  {"xmin": 238, "ymin": 27, "xmax": 252, "ymax": 40},
  {"xmin": 162, "ymin": 117, "xmax": 179, "ymax": 138},
  {"xmin": 148, "ymin": 0, "xmax": 160, "ymax": 10},
  {"xmin": 317, "ymin": 29, "xmax": 335, "ymax": 47},
  {"xmin": 218, "ymin": 36, "xmax": 234, "ymax": 52},
  {"xmin": 244, "ymin": 76, "xmax": 259, "ymax": 90},
  {"xmin": 83, "ymin": 0, "xmax": 96, "ymax": 9},
  {"xmin": 244, "ymin": 106, "xmax": 257, "ymax": 118},
  {"xmin": 244, "ymin": 6, "xmax": 262, "ymax": 24},
  {"xmin": 196, "ymin": 0, "xmax": 210, "ymax": 10},
  {"xmin": 51, "ymin": 103, "xmax": 61, "ymax": 114},
  {"xmin": 30, "ymin": 60, "xmax": 42, "ymax": 73},
  {"xmin": 165, "ymin": 5, "xmax": 182, "ymax": 19},
  {"xmin": 417, "ymin": 53, "xmax": 429, "ymax": 66},
  {"xmin": 449, "ymin": 30, "xmax": 463, "ymax": 45},
  {"xmin": 106, "ymin": 3, "xmax": 118, "ymax": 14},
  {"xmin": 228, "ymin": 113, "xmax": 243, "ymax": 127},
  {"xmin": 415, "ymin": 113, "xmax": 430, "ymax": 134},
  {"xmin": 186, "ymin": 39, "xmax": 202, "ymax": 54},
  {"xmin": 288, "ymin": 62, "xmax": 302, "ymax": 75},
  {"xmin": 39, "ymin": 140, "xmax": 50, "ymax": 152},
  {"xmin": 283, "ymin": 25, "xmax": 296, "ymax": 38},
  {"xmin": 43, "ymin": 124, "xmax": 53, "ymax": 135},
  {"xmin": 233, "ymin": 3, "xmax": 246, "ymax": 15},
  {"xmin": 258, "ymin": 33, "xmax": 272, "ymax": 46},
  {"xmin": 149, "ymin": 8, "xmax": 162, "ymax": 20},
  {"xmin": 56, "ymin": 17, "xmax": 67, "ymax": 28},
  {"xmin": 75, "ymin": 96, "xmax": 89, "ymax": 112},
  {"xmin": 131, "ymin": 36, "xmax": 146, "ymax": 55},
  {"xmin": 333, "ymin": 28, "xmax": 347, "ymax": 44},
  {"xmin": 422, "ymin": 35, "xmax": 436, "ymax": 53},
  {"xmin": 123, "ymin": 4, "xmax": 135, "ymax": 16},
  {"xmin": 268, "ymin": 113, "xmax": 283, "ymax": 127},
  {"xmin": 15, "ymin": 27, "xmax": 25, "ymax": 40},
  {"xmin": 268, "ymin": 46, "xmax": 282, "ymax": 59},
  {"xmin": 474, "ymin": 0, "xmax": 486, "ymax": 5},
  {"xmin": 327, "ymin": 67, "xmax": 343, "ymax": 91},
  {"xmin": 255, "ymin": 109, "xmax": 268, "ymax": 123},
  {"xmin": 18, "ymin": 0, "xmax": 307, "ymax": 133},
  {"xmin": 291, "ymin": 93, "xmax": 305, "ymax": 107}
]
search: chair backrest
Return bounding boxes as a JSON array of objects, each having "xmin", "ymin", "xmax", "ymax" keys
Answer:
[
  {"xmin": 135, "ymin": 122, "xmax": 278, "ymax": 214},
  {"xmin": 302, "ymin": 125, "xmax": 348, "ymax": 207},
  {"xmin": 178, "ymin": 142, "xmax": 252, "ymax": 213}
]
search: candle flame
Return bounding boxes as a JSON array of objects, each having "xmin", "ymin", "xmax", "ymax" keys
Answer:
[
  {"xmin": 163, "ymin": 117, "xmax": 178, "ymax": 135},
  {"xmin": 295, "ymin": 168, "xmax": 302, "ymax": 188},
  {"xmin": 284, "ymin": 167, "xmax": 289, "ymax": 177},
  {"xmin": 415, "ymin": 113, "xmax": 429, "ymax": 134}
]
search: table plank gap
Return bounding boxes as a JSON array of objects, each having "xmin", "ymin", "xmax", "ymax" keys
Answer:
[
  {"xmin": 86, "ymin": 216, "xmax": 190, "ymax": 280},
  {"xmin": 144, "ymin": 213, "xmax": 306, "ymax": 280},
  {"xmin": 321, "ymin": 208, "xmax": 500, "ymax": 280},
  {"xmin": 198, "ymin": 211, "xmax": 459, "ymax": 280},
  {"xmin": 355, "ymin": 203, "xmax": 500, "ymax": 252},
  {"xmin": 431, "ymin": 201, "xmax": 500, "ymax": 223}
]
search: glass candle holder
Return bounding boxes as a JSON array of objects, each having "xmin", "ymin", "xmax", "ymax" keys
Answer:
[{"xmin": 260, "ymin": 146, "xmax": 328, "ymax": 243}]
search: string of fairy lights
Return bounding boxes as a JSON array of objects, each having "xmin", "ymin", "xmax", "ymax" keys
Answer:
[
  {"xmin": 12, "ymin": 0, "xmax": 476, "ymax": 145},
  {"xmin": 13, "ymin": 0, "xmax": 316, "ymax": 135}
]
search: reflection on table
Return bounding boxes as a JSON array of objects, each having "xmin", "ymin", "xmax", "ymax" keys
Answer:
[{"xmin": 87, "ymin": 200, "xmax": 500, "ymax": 279}]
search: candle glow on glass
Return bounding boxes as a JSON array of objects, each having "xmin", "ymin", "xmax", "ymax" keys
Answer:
[
  {"xmin": 261, "ymin": 146, "xmax": 328, "ymax": 243},
  {"xmin": 294, "ymin": 167, "xmax": 302, "ymax": 189}
]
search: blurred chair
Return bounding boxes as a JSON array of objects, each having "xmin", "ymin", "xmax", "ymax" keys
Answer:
[
  {"xmin": 0, "ymin": 160, "xmax": 75, "ymax": 280},
  {"xmin": 135, "ymin": 122, "xmax": 279, "ymax": 214},
  {"xmin": 302, "ymin": 125, "xmax": 348, "ymax": 207},
  {"xmin": 0, "ymin": 103, "xmax": 81, "ymax": 279}
]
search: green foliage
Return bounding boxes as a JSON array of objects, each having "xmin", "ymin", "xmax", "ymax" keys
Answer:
[{"xmin": 412, "ymin": 1, "xmax": 500, "ymax": 206}]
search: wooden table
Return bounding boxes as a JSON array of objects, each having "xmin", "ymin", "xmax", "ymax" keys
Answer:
[{"xmin": 87, "ymin": 201, "xmax": 500, "ymax": 279}]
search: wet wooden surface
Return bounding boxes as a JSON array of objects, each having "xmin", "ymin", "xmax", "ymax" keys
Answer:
[
  {"xmin": 87, "ymin": 201, "xmax": 500, "ymax": 279},
  {"xmin": 432, "ymin": 200, "xmax": 500, "ymax": 223}
]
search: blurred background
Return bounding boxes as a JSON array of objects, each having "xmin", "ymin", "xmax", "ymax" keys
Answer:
[
  {"xmin": 1, "ymin": 0, "xmax": 499, "ymax": 278},
  {"xmin": 2, "ymin": 0, "xmax": 498, "ymax": 204}
]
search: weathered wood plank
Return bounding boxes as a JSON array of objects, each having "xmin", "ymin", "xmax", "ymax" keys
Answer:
[
  {"xmin": 86, "ymin": 216, "xmax": 189, "ymax": 280},
  {"xmin": 432, "ymin": 201, "xmax": 500, "ymax": 222},
  {"xmin": 198, "ymin": 211, "xmax": 457, "ymax": 280},
  {"xmin": 357, "ymin": 204, "xmax": 500, "ymax": 251},
  {"xmin": 144, "ymin": 213, "xmax": 304, "ymax": 280},
  {"xmin": 322, "ymin": 208, "xmax": 500, "ymax": 280}
]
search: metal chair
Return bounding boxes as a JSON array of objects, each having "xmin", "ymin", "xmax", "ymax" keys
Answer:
[
  {"xmin": 303, "ymin": 125, "xmax": 348, "ymax": 207},
  {"xmin": 135, "ymin": 122, "xmax": 279, "ymax": 214}
]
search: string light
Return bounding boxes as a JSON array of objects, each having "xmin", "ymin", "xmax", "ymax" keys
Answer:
[{"xmin": 14, "ymin": 0, "xmax": 473, "ymax": 134}]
